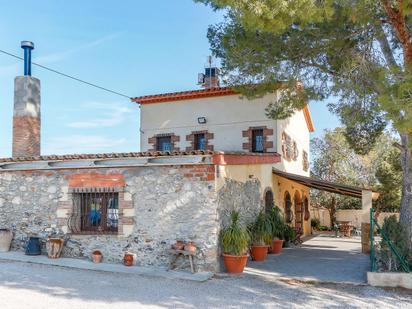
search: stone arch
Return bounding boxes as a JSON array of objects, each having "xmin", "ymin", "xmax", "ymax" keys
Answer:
[
  {"xmin": 264, "ymin": 188, "xmax": 274, "ymax": 215},
  {"xmin": 294, "ymin": 191, "xmax": 303, "ymax": 229},
  {"xmin": 284, "ymin": 191, "xmax": 292, "ymax": 223}
]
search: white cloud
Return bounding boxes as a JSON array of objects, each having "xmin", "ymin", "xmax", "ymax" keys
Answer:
[
  {"xmin": 67, "ymin": 101, "xmax": 133, "ymax": 129},
  {"xmin": 43, "ymin": 135, "xmax": 127, "ymax": 155}
]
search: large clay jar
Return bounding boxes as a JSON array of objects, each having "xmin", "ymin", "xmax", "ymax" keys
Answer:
[
  {"xmin": 123, "ymin": 252, "xmax": 134, "ymax": 266},
  {"xmin": 46, "ymin": 238, "xmax": 64, "ymax": 259},
  {"xmin": 184, "ymin": 241, "xmax": 197, "ymax": 253},
  {"xmin": 0, "ymin": 229, "xmax": 13, "ymax": 252}
]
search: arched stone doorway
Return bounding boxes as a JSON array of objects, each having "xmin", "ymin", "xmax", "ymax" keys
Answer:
[
  {"xmin": 294, "ymin": 191, "xmax": 303, "ymax": 230},
  {"xmin": 264, "ymin": 189, "xmax": 274, "ymax": 215},
  {"xmin": 284, "ymin": 191, "xmax": 292, "ymax": 223}
]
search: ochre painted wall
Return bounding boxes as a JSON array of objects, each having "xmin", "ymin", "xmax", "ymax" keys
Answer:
[{"xmin": 216, "ymin": 163, "xmax": 312, "ymax": 236}]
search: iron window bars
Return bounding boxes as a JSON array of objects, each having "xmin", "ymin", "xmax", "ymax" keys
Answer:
[{"xmin": 68, "ymin": 187, "xmax": 119, "ymax": 234}]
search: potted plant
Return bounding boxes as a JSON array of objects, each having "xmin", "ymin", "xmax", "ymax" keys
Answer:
[
  {"xmin": 0, "ymin": 229, "xmax": 13, "ymax": 252},
  {"xmin": 283, "ymin": 225, "xmax": 296, "ymax": 248},
  {"xmin": 268, "ymin": 207, "xmax": 285, "ymax": 254},
  {"xmin": 221, "ymin": 210, "xmax": 250, "ymax": 273},
  {"xmin": 249, "ymin": 212, "xmax": 272, "ymax": 261},
  {"xmin": 92, "ymin": 250, "xmax": 103, "ymax": 263}
]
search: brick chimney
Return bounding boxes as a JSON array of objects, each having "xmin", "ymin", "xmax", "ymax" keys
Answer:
[
  {"xmin": 12, "ymin": 41, "xmax": 41, "ymax": 157},
  {"xmin": 198, "ymin": 56, "xmax": 220, "ymax": 89}
]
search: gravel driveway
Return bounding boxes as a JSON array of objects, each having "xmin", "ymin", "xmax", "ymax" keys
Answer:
[{"xmin": 0, "ymin": 260, "xmax": 411, "ymax": 309}]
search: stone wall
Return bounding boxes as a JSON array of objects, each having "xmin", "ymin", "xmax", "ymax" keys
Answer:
[
  {"xmin": 217, "ymin": 178, "xmax": 263, "ymax": 229},
  {"xmin": 0, "ymin": 164, "xmax": 220, "ymax": 272}
]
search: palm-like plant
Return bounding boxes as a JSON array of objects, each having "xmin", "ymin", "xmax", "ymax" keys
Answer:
[
  {"xmin": 221, "ymin": 210, "xmax": 250, "ymax": 256},
  {"xmin": 248, "ymin": 211, "xmax": 272, "ymax": 246},
  {"xmin": 267, "ymin": 206, "xmax": 286, "ymax": 239}
]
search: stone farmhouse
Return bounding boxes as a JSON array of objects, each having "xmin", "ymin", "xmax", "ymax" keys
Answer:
[{"xmin": 1, "ymin": 51, "xmax": 373, "ymax": 272}]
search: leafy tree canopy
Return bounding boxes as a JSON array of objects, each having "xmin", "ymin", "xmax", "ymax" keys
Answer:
[
  {"xmin": 311, "ymin": 128, "xmax": 401, "ymax": 212},
  {"xmin": 196, "ymin": 0, "xmax": 412, "ymax": 153}
]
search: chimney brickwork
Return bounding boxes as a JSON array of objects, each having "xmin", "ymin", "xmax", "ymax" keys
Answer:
[{"xmin": 12, "ymin": 76, "xmax": 41, "ymax": 157}]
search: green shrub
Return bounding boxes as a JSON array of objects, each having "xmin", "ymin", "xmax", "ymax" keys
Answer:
[
  {"xmin": 267, "ymin": 206, "xmax": 286, "ymax": 239},
  {"xmin": 248, "ymin": 211, "xmax": 272, "ymax": 245},
  {"xmin": 318, "ymin": 225, "xmax": 329, "ymax": 231},
  {"xmin": 311, "ymin": 218, "xmax": 321, "ymax": 229},
  {"xmin": 378, "ymin": 215, "xmax": 411, "ymax": 272},
  {"xmin": 284, "ymin": 225, "xmax": 296, "ymax": 241},
  {"xmin": 220, "ymin": 210, "xmax": 250, "ymax": 256}
]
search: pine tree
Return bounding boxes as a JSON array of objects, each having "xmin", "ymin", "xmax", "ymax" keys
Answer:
[{"xmin": 197, "ymin": 0, "xmax": 412, "ymax": 248}]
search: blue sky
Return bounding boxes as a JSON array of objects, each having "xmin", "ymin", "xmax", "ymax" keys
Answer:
[{"xmin": 0, "ymin": 0, "xmax": 339, "ymax": 157}]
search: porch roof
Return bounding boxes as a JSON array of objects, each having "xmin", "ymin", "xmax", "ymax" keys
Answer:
[{"xmin": 272, "ymin": 168, "xmax": 379, "ymax": 199}]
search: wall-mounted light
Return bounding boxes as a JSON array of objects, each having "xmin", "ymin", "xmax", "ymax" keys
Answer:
[{"xmin": 197, "ymin": 117, "xmax": 207, "ymax": 124}]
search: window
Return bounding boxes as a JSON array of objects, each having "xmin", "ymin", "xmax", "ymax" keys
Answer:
[
  {"xmin": 252, "ymin": 129, "xmax": 264, "ymax": 152},
  {"xmin": 264, "ymin": 189, "xmax": 274, "ymax": 215},
  {"xmin": 284, "ymin": 191, "xmax": 292, "ymax": 223},
  {"xmin": 156, "ymin": 136, "xmax": 172, "ymax": 151},
  {"xmin": 70, "ymin": 188, "xmax": 119, "ymax": 234},
  {"xmin": 194, "ymin": 133, "xmax": 206, "ymax": 150},
  {"xmin": 302, "ymin": 150, "xmax": 309, "ymax": 171}
]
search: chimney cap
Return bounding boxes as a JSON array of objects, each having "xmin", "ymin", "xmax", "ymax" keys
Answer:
[{"xmin": 21, "ymin": 41, "xmax": 34, "ymax": 49}]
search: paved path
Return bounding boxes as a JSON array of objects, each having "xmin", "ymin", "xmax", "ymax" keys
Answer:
[
  {"xmin": 0, "ymin": 260, "xmax": 410, "ymax": 309},
  {"xmin": 246, "ymin": 234, "xmax": 370, "ymax": 284}
]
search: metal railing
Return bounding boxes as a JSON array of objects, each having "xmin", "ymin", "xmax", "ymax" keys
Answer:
[
  {"xmin": 370, "ymin": 208, "xmax": 410, "ymax": 272},
  {"xmin": 68, "ymin": 187, "xmax": 119, "ymax": 234}
]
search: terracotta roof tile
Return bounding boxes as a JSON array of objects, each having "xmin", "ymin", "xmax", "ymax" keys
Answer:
[
  {"xmin": 131, "ymin": 87, "xmax": 237, "ymax": 104},
  {"xmin": 0, "ymin": 150, "xmax": 215, "ymax": 163}
]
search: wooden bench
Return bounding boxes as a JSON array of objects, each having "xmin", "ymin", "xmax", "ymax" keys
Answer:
[{"xmin": 169, "ymin": 249, "xmax": 196, "ymax": 273}]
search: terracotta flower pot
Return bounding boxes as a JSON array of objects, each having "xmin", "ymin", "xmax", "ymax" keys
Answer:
[
  {"xmin": 251, "ymin": 245, "xmax": 269, "ymax": 261},
  {"xmin": 172, "ymin": 240, "xmax": 184, "ymax": 250},
  {"xmin": 92, "ymin": 250, "xmax": 103, "ymax": 263},
  {"xmin": 0, "ymin": 229, "xmax": 13, "ymax": 252},
  {"xmin": 123, "ymin": 253, "xmax": 134, "ymax": 266},
  {"xmin": 271, "ymin": 239, "xmax": 284, "ymax": 254},
  {"xmin": 184, "ymin": 241, "xmax": 197, "ymax": 253},
  {"xmin": 46, "ymin": 238, "xmax": 64, "ymax": 259},
  {"xmin": 223, "ymin": 254, "xmax": 248, "ymax": 273}
]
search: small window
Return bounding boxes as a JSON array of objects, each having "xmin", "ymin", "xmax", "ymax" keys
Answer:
[
  {"xmin": 70, "ymin": 188, "xmax": 119, "ymax": 234},
  {"xmin": 252, "ymin": 129, "xmax": 264, "ymax": 152},
  {"xmin": 194, "ymin": 133, "xmax": 206, "ymax": 150},
  {"xmin": 156, "ymin": 136, "xmax": 172, "ymax": 151}
]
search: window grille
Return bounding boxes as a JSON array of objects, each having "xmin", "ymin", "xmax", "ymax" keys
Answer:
[
  {"xmin": 252, "ymin": 129, "xmax": 264, "ymax": 152},
  {"xmin": 156, "ymin": 136, "xmax": 172, "ymax": 151},
  {"xmin": 68, "ymin": 187, "xmax": 119, "ymax": 234},
  {"xmin": 194, "ymin": 133, "xmax": 206, "ymax": 150}
]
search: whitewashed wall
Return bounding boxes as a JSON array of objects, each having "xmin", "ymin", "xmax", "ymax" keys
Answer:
[{"xmin": 140, "ymin": 93, "xmax": 279, "ymax": 152}]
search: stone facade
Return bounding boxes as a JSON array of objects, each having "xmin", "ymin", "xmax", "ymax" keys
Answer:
[{"xmin": 0, "ymin": 164, "xmax": 222, "ymax": 271}]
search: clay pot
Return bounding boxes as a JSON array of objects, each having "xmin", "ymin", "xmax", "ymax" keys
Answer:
[
  {"xmin": 0, "ymin": 229, "xmax": 13, "ymax": 252},
  {"xmin": 46, "ymin": 238, "xmax": 64, "ymax": 259},
  {"xmin": 223, "ymin": 254, "xmax": 248, "ymax": 274},
  {"xmin": 271, "ymin": 239, "xmax": 284, "ymax": 254},
  {"xmin": 172, "ymin": 240, "xmax": 184, "ymax": 250},
  {"xmin": 250, "ymin": 245, "xmax": 269, "ymax": 261},
  {"xmin": 123, "ymin": 252, "xmax": 134, "ymax": 266},
  {"xmin": 92, "ymin": 250, "xmax": 103, "ymax": 263},
  {"xmin": 184, "ymin": 241, "xmax": 196, "ymax": 253}
]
